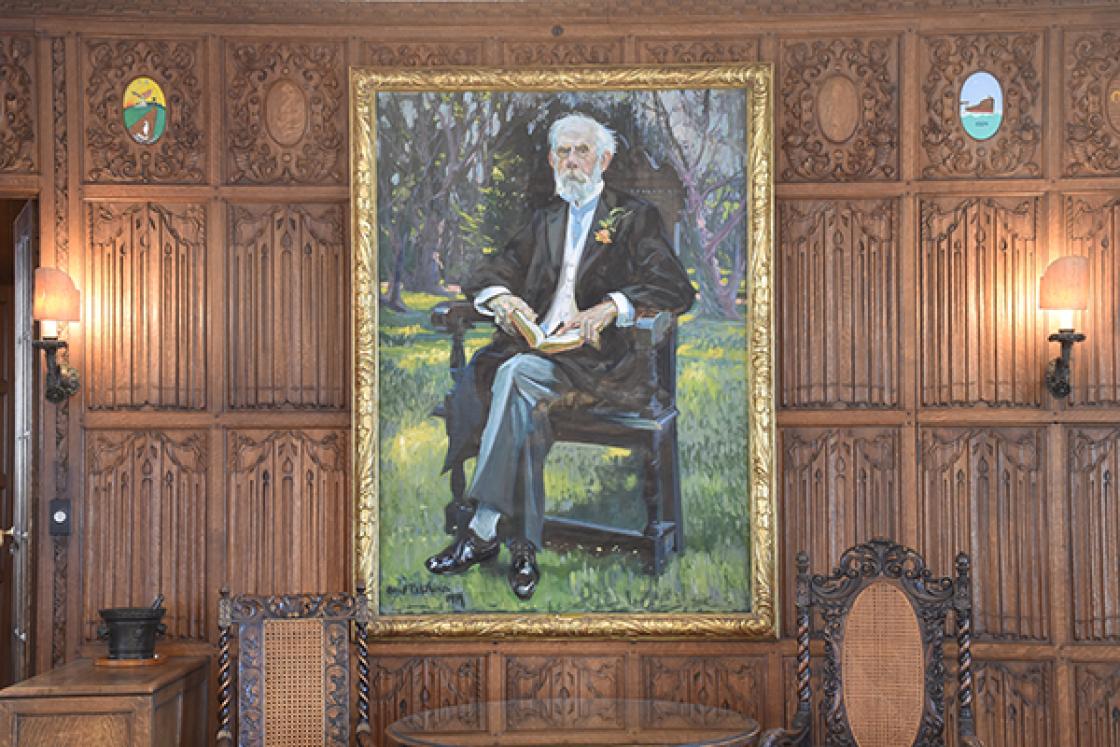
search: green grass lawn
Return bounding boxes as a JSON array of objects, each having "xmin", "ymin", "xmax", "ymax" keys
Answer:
[{"xmin": 377, "ymin": 291, "xmax": 751, "ymax": 614}]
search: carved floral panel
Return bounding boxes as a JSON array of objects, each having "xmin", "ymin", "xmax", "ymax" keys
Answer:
[
  {"xmin": 1068, "ymin": 427, "xmax": 1120, "ymax": 641},
  {"xmin": 228, "ymin": 203, "xmax": 348, "ymax": 409},
  {"xmin": 0, "ymin": 34, "xmax": 36, "ymax": 173},
  {"xmin": 224, "ymin": 39, "xmax": 346, "ymax": 184},
  {"xmin": 83, "ymin": 430, "xmax": 208, "ymax": 641},
  {"xmin": 641, "ymin": 655, "xmax": 766, "ymax": 725},
  {"xmin": 82, "ymin": 37, "xmax": 206, "ymax": 183},
  {"xmin": 961, "ymin": 661, "xmax": 1055, "ymax": 747},
  {"xmin": 636, "ymin": 38, "xmax": 759, "ymax": 63},
  {"xmin": 919, "ymin": 196, "xmax": 1043, "ymax": 406},
  {"xmin": 361, "ymin": 42, "xmax": 483, "ymax": 67},
  {"xmin": 85, "ymin": 202, "xmax": 207, "ymax": 410},
  {"xmin": 779, "ymin": 35, "xmax": 899, "ymax": 181},
  {"xmin": 504, "ymin": 656, "xmax": 625, "ymax": 730},
  {"xmin": 1074, "ymin": 664, "xmax": 1120, "ymax": 747},
  {"xmin": 1064, "ymin": 30, "xmax": 1120, "ymax": 177},
  {"xmin": 500, "ymin": 40, "xmax": 624, "ymax": 66},
  {"xmin": 372, "ymin": 655, "xmax": 486, "ymax": 733},
  {"xmin": 920, "ymin": 32, "xmax": 1043, "ymax": 179}
]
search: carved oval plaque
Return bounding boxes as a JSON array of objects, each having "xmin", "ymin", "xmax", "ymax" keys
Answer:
[
  {"xmin": 817, "ymin": 75, "xmax": 861, "ymax": 144},
  {"xmin": 959, "ymin": 70, "xmax": 1003, "ymax": 141},
  {"xmin": 1107, "ymin": 75, "xmax": 1120, "ymax": 134},
  {"xmin": 265, "ymin": 79, "xmax": 307, "ymax": 147},
  {"xmin": 121, "ymin": 76, "xmax": 167, "ymax": 145}
]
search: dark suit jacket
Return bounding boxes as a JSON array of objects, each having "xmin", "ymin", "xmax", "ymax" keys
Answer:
[{"xmin": 443, "ymin": 185, "xmax": 695, "ymax": 470}]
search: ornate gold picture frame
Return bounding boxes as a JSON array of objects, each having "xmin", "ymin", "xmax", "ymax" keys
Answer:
[{"xmin": 351, "ymin": 65, "xmax": 776, "ymax": 637}]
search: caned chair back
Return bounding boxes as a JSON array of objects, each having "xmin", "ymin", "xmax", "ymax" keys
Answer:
[{"xmin": 216, "ymin": 589, "xmax": 372, "ymax": 747}]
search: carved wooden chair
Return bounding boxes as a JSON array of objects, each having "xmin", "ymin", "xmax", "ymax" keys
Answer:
[
  {"xmin": 216, "ymin": 588, "xmax": 372, "ymax": 747},
  {"xmin": 761, "ymin": 539, "xmax": 983, "ymax": 747},
  {"xmin": 431, "ymin": 300, "xmax": 683, "ymax": 573}
]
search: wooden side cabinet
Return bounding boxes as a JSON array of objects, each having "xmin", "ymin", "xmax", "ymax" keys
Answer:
[{"xmin": 0, "ymin": 655, "xmax": 208, "ymax": 747}]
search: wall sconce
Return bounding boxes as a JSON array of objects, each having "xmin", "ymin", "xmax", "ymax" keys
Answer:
[
  {"xmin": 1039, "ymin": 256, "xmax": 1089, "ymax": 399},
  {"xmin": 32, "ymin": 267, "xmax": 81, "ymax": 403}
]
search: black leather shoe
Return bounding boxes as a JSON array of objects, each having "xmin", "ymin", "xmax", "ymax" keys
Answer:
[
  {"xmin": 425, "ymin": 528, "xmax": 500, "ymax": 575},
  {"xmin": 507, "ymin": 539, "xmax": 540, "ymax": 601}
]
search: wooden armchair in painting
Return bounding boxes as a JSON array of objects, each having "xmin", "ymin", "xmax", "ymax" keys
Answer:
[
  {"xmin": 430, "ymin": 300, "xmax": 683, "ymax": 573},
  {"xmin": 216, "ymin": 589, "xmax": 372, "ymax": 747},
  {"xmin": 760, "ymin": 538, "xmax": 984, "ymax": 747}
]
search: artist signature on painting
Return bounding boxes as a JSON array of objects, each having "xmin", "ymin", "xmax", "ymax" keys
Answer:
[{"xmin": 384, "ymin": 578, "xmax": 453, "ymax": 596}]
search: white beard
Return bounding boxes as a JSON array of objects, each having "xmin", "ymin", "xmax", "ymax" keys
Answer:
[{"xmin": 554, "ymin": 162, "xmax": 603, "ymax": 205}]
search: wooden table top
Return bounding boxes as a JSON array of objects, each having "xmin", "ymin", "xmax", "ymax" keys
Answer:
[{"xmin": 0, "ymin": 655, "xmax": 208, "ymax": 698}]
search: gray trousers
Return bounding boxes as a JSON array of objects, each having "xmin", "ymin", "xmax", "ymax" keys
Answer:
[{"xmin": 465, "ymin": 353, "xmax": 573, "ymax": 548}]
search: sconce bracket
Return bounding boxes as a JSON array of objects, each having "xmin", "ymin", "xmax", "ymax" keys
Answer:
[
  {"xmin": 32, "ymin": 338, "xmax": 80, "ymax": 404},
  {"xmin": 1045, "ymin": 329, "xmax": 1086, "ymax": 399}
]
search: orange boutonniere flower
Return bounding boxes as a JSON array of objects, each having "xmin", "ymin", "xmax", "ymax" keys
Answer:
[{"xmin": 595, "ymin": 208, "xmax": 631, "ymax": 246}]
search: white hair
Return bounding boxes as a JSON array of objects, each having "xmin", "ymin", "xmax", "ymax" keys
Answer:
[{"xmin": 548, "ymin": 113, "xmax": 617, "ymax": 157}]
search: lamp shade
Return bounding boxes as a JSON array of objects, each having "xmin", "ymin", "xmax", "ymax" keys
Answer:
[
  {"xmin": 1039, "ymin": 256, "xmax": 1089, "ymax": 311},
  {"xmin": 33, "ymin": 267, "xmax": 81, "ymax": 322}
]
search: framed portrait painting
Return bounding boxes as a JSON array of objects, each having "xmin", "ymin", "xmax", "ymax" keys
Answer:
[{"xmin": 351, "ymin": 65, "xmax": 776, "ymax": 637}]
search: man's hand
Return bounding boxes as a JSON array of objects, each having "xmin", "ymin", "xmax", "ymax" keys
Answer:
[
  {"xmin": 557, "ymin": 300, "xmax": 618, "ymax": 350},
  {"xmin": 489, "ymin": 294, "xmax": 536, "ymax": 338}
]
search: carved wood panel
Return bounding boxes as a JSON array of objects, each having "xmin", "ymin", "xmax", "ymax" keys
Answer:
[
  {"xmin": 919, "ymin": 428, "xmax": 1049, "ymax": 641},
  {"xmin": 1063, "ymin": 30, "xmax": 1120, "ymax": 177},
  {"xmin": 635, "ymin": 38, "xmax": 759, "ymax": 63},
  {"xmin": 500, "ymin": 40, "xmax": 624, "ymax": 65},
  {"xmin": 1068, "ymin": 426, "xmax": 1120, "ymax": 641},
  {"xmin": 919, "ymin": 196, "xmax": 1043, "ymax": 406},
  {"xmin": 81, "ymin": 37, "xmax": 206, "ymax": 184},
  {"xmin": 224, "ymin": 429, "xmax": 348, "ymax": 595},
  {"xmin": 1074, "ymin": 663, "xmax": 1120, "ymax": 747},
  {"xmin": 83, "ymin": 430, "xmax": 208, "ymax": 641},
  {"xmin": 1065, "ymin": 194, "xmax": 1120, "ymax": 406},
  {"xmin": 224, "ymin": 39, "xmax": 346, "ymax": 185},
  {"xmin": 779, "ymin": 35, "xmax": 899, "ymax": 181},
  {"xmin": 641, "ymin": 655, "xmax": 766, "ymax": 724},
  {"xmin": 778, "ymin": 199, "xmax": 899, "ymax": 407},
  {"xmin": 0, "ymin": 34, "xmax": 36, "ymax": 173},
  {"xmin": 780, "ymin": 428, "xmax": 901, "ymax": 634},
  {"xmin": 371, "ymin": 655, "xmax": 486, "ymax": 733},
  {"xmin": 964, "ymin": 661, "xmax": 1055, "ymax": 747},
  {"xmin": 85, "ymin": 202, "xmax": 207, "ymax": 410},
  {"xmin": 504, "ymin": 656, "xmax": 625, "ymax": 730},
  {"xmin": 920, "ymin": 32, "xmax": 1044, "ymax": 179},
  {"xmin": 227, "ymin": 203, "xmax": 348, "ymax": 409},
  {"xmin": 360, "ymin": 42, "xmax": 483, "ymax": 67}
]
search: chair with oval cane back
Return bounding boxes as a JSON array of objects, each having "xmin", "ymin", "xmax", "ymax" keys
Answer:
[
  {"xmin": 215, "ymin": 588, "xmax": 372, "ymax": 746},
  {"xmin": 760, "ymin": 538, "xmax": 983, "ymax": 747}
]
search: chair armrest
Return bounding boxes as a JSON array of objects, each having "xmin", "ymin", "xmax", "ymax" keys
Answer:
[
  {"xmin": 758, "ymin": 723, "xmax": 810, "ymax": 747},
  {"xmin": 634, "ymin": 310, "xmax": 673, "ymax": 349},
  {"xmin": 431, "ymin": 300, "xmax": 486, "ymax": 333},
  {"xmin": 961, "ymin": 737, "xmax": 986, "ymax": 747}
]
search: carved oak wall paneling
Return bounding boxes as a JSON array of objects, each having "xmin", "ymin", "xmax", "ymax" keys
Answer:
[
  {"xmin": 83, "ymin": 430, "xmax": 208, "ymax": 642},
  {"xmin": 499, "ymin": 39, "xmax": 624, "ymax": 66},
  {"xmin": 224, "ymin": 39, "xmax": 346, "ymax": 185},
  {"xmin": 85, "ymin": 202, "xmax": 207, "ymax": 410},
  {"xmin": 780, "ymin": 428, "xmax": 901, "ymax": 634},
  {"xmin": 225, "ymin": 430, "xmax": 348, "ymax": 595},
  {"xmin": 919, "ymin": 196, "xmax": 1043, "ymax": 406},
  {"xmin": 227, "ymin": 203, "xmax": 348, "ymax": 409},
  {"xmin": 1065, "ymin": 194, "xmax": 1120, "ymax": 406},
  {"xmin": 966, "ymin": 661, "xmax": 1055, "ymax": 747},
  {"xmin": 1074, "ymin": 663, "xmax": 1120, "ymax": 747},
  {"xmin": 371, "ymin": 655, "xmax": 486, "ymax": 734},
  {"xmin": 778, "ymin": 199, "xmax": 899, "ymax": 407},
  {"xmin": 1063, "ymin": 30, "xmax": 1120, "ymax": 176},
  {"xmin": 635, "ymin": 38, "xmax": 759, "ymax": 63},
  {"xmin": 0, "ymin": 34, "xmax": 36, "ymax": 173},
  {"xmin": 360, "ymin": 42, "xmax": 484, "ymax": 67},
  {"xmin": 503, "ymin": 656, "xmax": 625, "ymax": 730},
  {"xmin": 919, "ymin": 428, "xmax": 1049, "ymax": 641},
  {"xmin": 640, "ymin": 656, "xmax": 766, "ymax": 725},
  {"xmin": 81, "ymin": 37, "xmax": 206, "ymax": 184},
  {"xmin": 1068, "ymin": 426, "xmax": 1120, "ymax": 642},
  {"xmin": 920, "ymin": 32, "xmax": 1044, "ymax": 179},
  {"xmin": 778, "ymin": 35, "xmax": 899, "ymax": 181}
]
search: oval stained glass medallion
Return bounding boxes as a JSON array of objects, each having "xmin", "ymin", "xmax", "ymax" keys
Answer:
[
  {"xmin": 1106, "ymin": 75, "xmax": 1120, "ymax": 134},
  {"xmin": 959, "ymin": 71, "xmax": 1003, "ymax": 141},
  {"xmin": 122, "ymin": 76, "xmax": 167, "ymax": 145}
]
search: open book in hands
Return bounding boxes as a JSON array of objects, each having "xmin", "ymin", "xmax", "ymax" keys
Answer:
[{"xmin": 509, "ymin": 308, "xmax": 585, "ymax": 354}]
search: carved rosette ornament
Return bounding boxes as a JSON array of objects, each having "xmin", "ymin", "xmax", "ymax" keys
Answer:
[
  {"xmin": 1064, "ymin": 30, "xmax": 1120, "ymax": 176},
  {"xmin": 0, "ymin": 35, "xmax": 36, "ymax": 173},
  {"xmin": 83, "ymin": 38, "xmax": 206, "ymax": 183},
  {"xmin": 920, "ymin": 32, "xmax": 1043, "ymax": 178},
  {"xmin": 225, "ymin": 40, "xmax": 345, "ymax": 184},
  {"xmin": 780, "ymin": 36, "xmax": 899, "ymax": 181}
]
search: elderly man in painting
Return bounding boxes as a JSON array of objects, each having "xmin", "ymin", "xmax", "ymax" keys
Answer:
[{"xmin": 425, "ymin": 113, "xmax": 695, "ymax": 601}]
